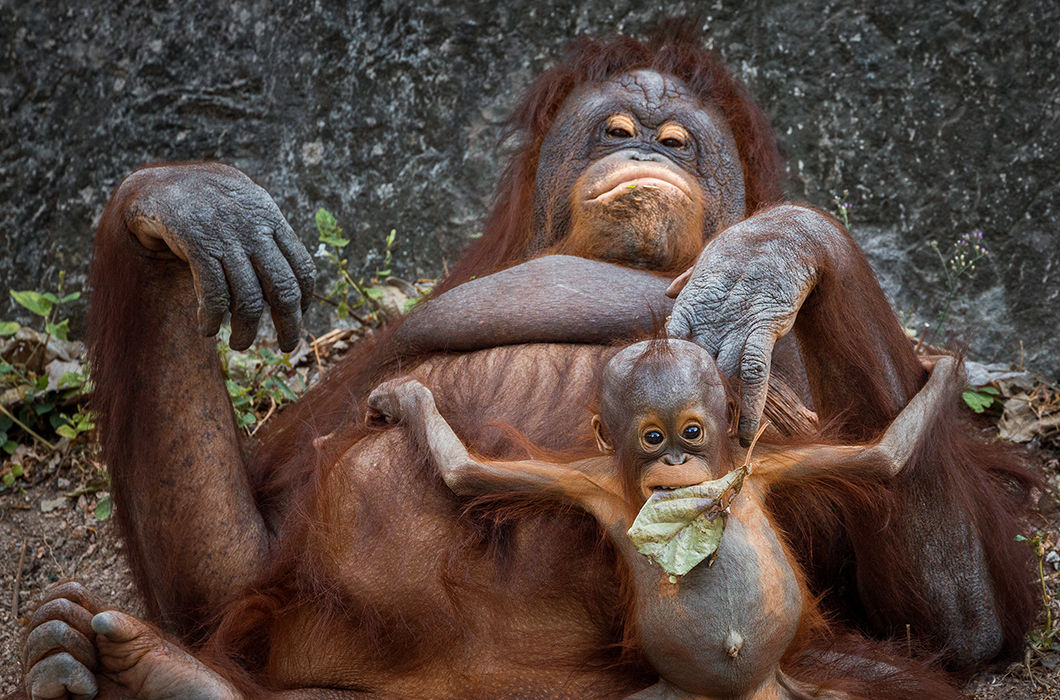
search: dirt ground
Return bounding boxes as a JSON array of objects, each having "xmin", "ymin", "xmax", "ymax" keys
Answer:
[{"xmin": 2, "ymin": 436, "xmax": 1059, "ymax": 698}]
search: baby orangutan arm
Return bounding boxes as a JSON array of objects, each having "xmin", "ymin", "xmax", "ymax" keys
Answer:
[
  {"xmin": 753, "ymin": 355, "xmax": 964, "ymax": 484},
  {"xmin": 367, "ymin": 378, "xmax": 625, "ymax": 522}
]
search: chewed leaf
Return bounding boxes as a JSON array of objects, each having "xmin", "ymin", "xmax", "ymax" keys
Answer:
[{"xmin": 627, "ymin": 467, "xmax": 747, "ymax": 577}]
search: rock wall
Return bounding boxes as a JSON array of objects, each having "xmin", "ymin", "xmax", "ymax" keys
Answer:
[{"xmin": 2, "ymin": 0, "xmax": 1057, "ymax": 374}]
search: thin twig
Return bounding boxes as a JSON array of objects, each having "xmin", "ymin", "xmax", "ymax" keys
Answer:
[
  {"xmin": 0, "ymin": 403, "xmax": 56, "ymax": 451},
  {"xmin": 11, "ymin": 539, "xmax": 27, "ymax": 618},
  {"xmin": 251, "ymin": 396, "xmax": 277, "ymax": 437}
]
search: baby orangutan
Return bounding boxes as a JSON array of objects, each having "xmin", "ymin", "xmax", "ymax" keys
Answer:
[{"xmin": 367, "ymin": 339, "xmax": 959, "ymax": 700}]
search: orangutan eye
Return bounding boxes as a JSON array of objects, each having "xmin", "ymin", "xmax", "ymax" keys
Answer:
[
  {"xmin": 682, "ymin": 424, "xmax": 702, "ymax": 441},
  {"xmin": 605, "ymin": 114, "xmax": 637, "ymax": 140},
  {"xmin": 658, "ymin": 123, "xmax": 689, "ymax": 149},
  {"xmin": 643, "ymin": 429, "xmax": 664, "ymax": 446}
]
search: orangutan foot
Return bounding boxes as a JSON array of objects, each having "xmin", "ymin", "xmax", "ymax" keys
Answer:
[{"xmin": 23, "ymin": 582, "xmax": 241, "ymax": 700}]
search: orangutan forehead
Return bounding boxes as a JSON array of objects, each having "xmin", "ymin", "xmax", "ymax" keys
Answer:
[
  {"xmin": 558, "ymin": 70, "xmax": 704, "ymax": 127},
  {"xmin": 607, "ymin": 70, "xmax": 696, "ymax": 107}
]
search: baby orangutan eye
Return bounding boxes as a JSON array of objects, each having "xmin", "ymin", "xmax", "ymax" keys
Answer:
[
  {"xmin": 643, "ymin": 429, "xmax": 664, "ymax": 446},
  {"xmin": 682, "ymin": 424, "xmax": 702, "ymax": 441}
]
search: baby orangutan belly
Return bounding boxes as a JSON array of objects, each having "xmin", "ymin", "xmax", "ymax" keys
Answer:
[{"xmin": 617, "ymin": 482, "xmax": 803, "ymax": 699}]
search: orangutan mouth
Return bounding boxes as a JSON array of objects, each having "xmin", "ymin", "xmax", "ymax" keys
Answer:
[{"xmin": 588, "ymin": 166, "xmax": 693, "ymax": 204}]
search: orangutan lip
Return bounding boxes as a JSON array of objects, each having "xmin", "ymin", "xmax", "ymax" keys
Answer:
[{"xmin": 588, "ymin": 167, "xmax": 692, "ymax": 203}]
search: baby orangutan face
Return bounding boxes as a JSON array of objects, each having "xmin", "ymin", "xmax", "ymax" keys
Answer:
[{"xmin": 593, "ymin": 339, "xmax": 734, "ymax": 502}]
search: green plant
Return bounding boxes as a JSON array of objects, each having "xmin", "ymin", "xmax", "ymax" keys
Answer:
[
  {"xmin": 0, "ymin": 273, "xmax": 95, "ymax": 485},
  {"xmin": 10, "ymin": 270, "xmax": 81, "ymax": 358},
  {"xmin": 832, "ymin": 190, "xmax": 852, "ymax": 228},
  {"xmin": 962, "ymin": 385, "xmax": 1000, "ymax": 414},
  {"xmin": 1016, "ymin": 533, "xmax": 1059, "ymax": 652},
  {"xmin": 217, "ymin": 328, "xmax": 305, "ymax": 436},
  {"xmin": 314, "ymin": 208, "xmax": 398, "ymax": 323},
  {"xmin": 928, "ymin": 231, "xmax": 989, "ymax": 342}
]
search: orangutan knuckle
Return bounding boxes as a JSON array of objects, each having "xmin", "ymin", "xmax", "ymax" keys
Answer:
[
  {"xmin": 741, "ymin": 354, "xmax": 769, "ymax": 384},
  {"xmin": 270, "ymin": 280, "xmax": 302, "ymax": 314},
  {"xmin": 233, "ymin": 295, "xmax": 264, "ymax": 321}
]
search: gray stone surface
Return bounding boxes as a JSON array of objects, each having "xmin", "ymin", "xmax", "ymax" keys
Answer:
[{"xmin": 1, "ymin": 1, "xmax": 1057, "ymax": 375}]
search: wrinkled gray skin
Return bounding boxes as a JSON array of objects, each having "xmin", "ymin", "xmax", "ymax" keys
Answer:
[{"xmin": 123, "ymin": 164, "xmax": 315, "ymax": 352}]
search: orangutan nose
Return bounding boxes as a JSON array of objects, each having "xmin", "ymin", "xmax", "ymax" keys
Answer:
[
  {"xmin": 662, "ymin": 452, "xmax": 688, "ymax": 466},
  {"xmin": 629, "ymin": 151, "xmax": 662, "ymax": 162}
]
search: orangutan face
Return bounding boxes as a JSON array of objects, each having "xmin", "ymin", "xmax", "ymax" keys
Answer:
[{"xmin": 532, "ymin": 70, "xmax": 746, "ymax": 272}]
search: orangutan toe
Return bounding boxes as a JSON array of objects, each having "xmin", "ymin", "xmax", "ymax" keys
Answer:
[{"xmin": 25, "ymin": 651, "xmax": 98, "ymax": 700}]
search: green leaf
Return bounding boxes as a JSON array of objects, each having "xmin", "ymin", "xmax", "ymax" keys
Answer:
[
  {"xmin": 35, "ymin": 401, "xmax": 55, "ymax": 416},
  {"xmin": 315, "ymin": 209, "xmax": 348, "ymax": 247},
  {"xmin": 1016, "ymin": 534, "xmax": 1028, "ymax": 542},
  {"xmin": 11, "ymin": 290, "xmax": 53, "ymax": 317},
  {"xmin": 0, "ymin": 416, "xmax": 10, "ymax": 431},
  {"xmin": 11, "ymin": 463, "xmax": 23, "ymax": 478},
  {"xmin": 403, "ymin": 298, "xmax": 421, "ymax": 314},
  {"xmin": 0, "ymin": 321, "xmax": 19, "ymax": 335},
  {"xmin": 363, "ymin": 287, "xmax": 383, "ymax": 300},
  {"xmin": 59, "ymin": 371, "xmax": 84, "ymax": 388},
  {"xmin": 237, "ymin": 412, "xmax": 256, "ymax": 429},
  {"xmin": 94, "ymin": 496, "xmax": 113, "ymax": 521},
  {"xmin": 2, "ymin": 439, "xmax": 16, "ymax": 455},
  {"xmin": 60, "ymin": 292, "xmax": 81, "ymax": 303},
  {"xmin": 386, "ymin": 229, "xmax": 397, "ymax": 247},
  {"xmin": 336, "ymin": 301, "xmax": 349, "ymax": 320},
  {"xmin": 962, "ymin": 390, "xmax": 995, "ymax": 414},
  {"xmin": 2, "ymin": 473, "xmax": 13, "ymax": 487},
  {"xmin": 46, "ymin": 319, "xmax": 70, "ymax": 341},
  {"xmin": 56, "ymin": 425, "xmax": 78, "ymax": 439}
]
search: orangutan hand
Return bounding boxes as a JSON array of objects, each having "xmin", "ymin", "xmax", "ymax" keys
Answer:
[
  {"xmin": 119, "ymin": 163, "xmax": 315, "ymax": 352},
  {"xmin": 666, "ymin": 205, "xmax": 841, "ymax": 444},
  {"xmin": 22, "ymin": 582, "xmax": 241, "ymax": 700}
]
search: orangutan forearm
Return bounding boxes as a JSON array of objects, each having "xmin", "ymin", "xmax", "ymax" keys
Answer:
[
  {"xmin": 392, "ymin": 255, "xmax": 673, "ymax": 353},
  {"xmin": 88, "ymin": 167, "xmax": 272, "ymax": 632}
]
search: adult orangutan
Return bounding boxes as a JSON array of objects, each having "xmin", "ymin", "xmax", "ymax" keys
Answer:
[{"xmin": 19, "ymin": 21, "xmax": 1035, "ymax": 700}]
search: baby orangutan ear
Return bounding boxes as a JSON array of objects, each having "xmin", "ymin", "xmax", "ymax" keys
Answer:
[
  {"xmin": 727, "ymin": 396, "xmax": 740, "ymax": 437},
  {"xmin": 592, "ymin": 415, "xmax": 614, "ymax": 454}
]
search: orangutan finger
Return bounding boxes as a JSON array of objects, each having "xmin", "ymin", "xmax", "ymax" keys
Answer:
[
  {"xmin": 223, "ymin": 249, "xmax": 265, "ymax": 352},
  {"xmin": 273, "ymin": 220, "xmax": 316, "ymax": 313},
  {"xmin": 190, "ymin": 253, "xmax": 230, "ymax": 339}
]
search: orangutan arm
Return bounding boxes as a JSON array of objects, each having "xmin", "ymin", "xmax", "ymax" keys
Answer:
[
  {"xmin": 666, "ymin": 203, "xmax": 925, "ymax": 444},
  {"xmin": 753, "ymin": 356, "xmax": 964, "ymax": 484},
  {"xmin": 391, "ymin": 255, "xmax": 673, "ymax": 353},
  {"xmin": 366, "ymin": 377, "xmax": 626, "ymax": 523},
  {"xmin": 90, "ymin": 163, "xmax": 311, "ymax": 631}
]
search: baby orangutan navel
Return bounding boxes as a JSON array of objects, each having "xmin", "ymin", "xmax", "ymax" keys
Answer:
[{"xmin": 367, "ymin": 339, "xmax": 960, "ymax": 699}]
